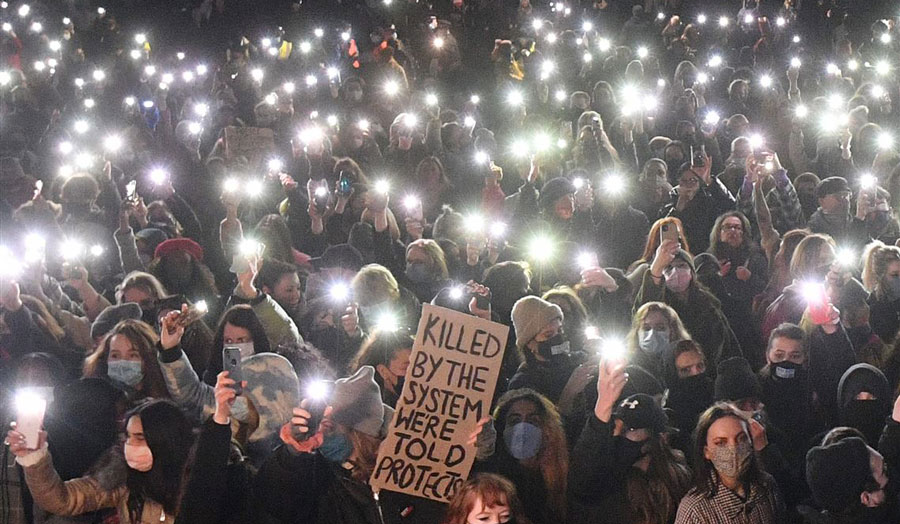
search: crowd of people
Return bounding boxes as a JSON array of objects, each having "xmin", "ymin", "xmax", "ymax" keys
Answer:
[{"xmin": 1, "ymin": 0, "xmax": 900, "ymax": 523}]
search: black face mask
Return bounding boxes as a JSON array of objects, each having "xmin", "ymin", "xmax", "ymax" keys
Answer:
[
  {"xmin": 771, "ymin": 361, "xmax": 808, "ymax": 382},
  {"xmin": 614, "ymin": 436, "xmax": 648, "ymax": 467},
  {"xmin": 842, "ymin": 399, "xmax": 889, "ymax": 446},
  {"xmin": 307, "ymin": 326, "xmax": 342, "ymax": 355},
  {"xmin": 536, "ymin": 333, "xmax": 569, "ymax": 359}
]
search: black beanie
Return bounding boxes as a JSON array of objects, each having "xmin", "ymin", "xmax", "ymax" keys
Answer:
[
  {"xmin": 714, "ymin": 357, "xmax": 761, "ymax": 402},
  {"xmin": 806, "ymin": 437, "xmax": 872, "ymax": 513},
  {"xmin": 539, "ymin": 177, "xmax": 576, "ymax": 211}
]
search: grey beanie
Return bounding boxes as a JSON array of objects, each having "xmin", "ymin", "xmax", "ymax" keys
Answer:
[
  {"xmin": 330, "ymin": 366, "xmax": 392, "ymax": 437},
  {"xmin": 511, "ymin": 296, "xmax": 563, "ymax": 350},
  {"xmin": 91, "ymin": 303, "xmax": 143, "ymax": 339}
]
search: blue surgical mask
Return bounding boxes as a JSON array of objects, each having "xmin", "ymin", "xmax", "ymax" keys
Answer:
[
  {"xmin": 107, "ymin": 360, "xmax": 144, "ymax": 387},
  {"xmin": 639, "ymin": 329, "xmax": 670, "ymax": 356},
  {"xmin": 318, "ymin": 432, "xmax": 353, "ymax": 463},
  {"xmin": 503, "ymin": 422, "xmax": 542, "ymax": 460}
]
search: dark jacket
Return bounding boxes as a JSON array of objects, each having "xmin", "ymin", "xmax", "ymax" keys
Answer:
[
  {"xmin": 253, "ymin": 445, "xmax": 446, "ymax": 524},
  {"xmin": 508, "ymin": 352, "xmax": 584, "ymax": 404},
  {"xmin": 663, "ymin": 178, "xmax": 735, "ymax": 253}
]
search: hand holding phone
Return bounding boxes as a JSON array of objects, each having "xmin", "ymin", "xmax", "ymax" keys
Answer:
[{"xmin": 222, "ymin": 347, "xmax": 243, "ymax": 396}]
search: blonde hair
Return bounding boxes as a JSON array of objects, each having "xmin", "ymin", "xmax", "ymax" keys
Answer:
[
  {"xmin": 350, "ymin": 264, "xmax": 400, "ymax": 306},
  {"xmin": 627, "ymin": 302, "xmax": 691, "ymax": 356},
  {"xmin": 406, "ymin": 239, "xmax": 449, "ymax": 280},
  {"xmin": 116, "ymin": 271, "xmax": 168, "ymax": 304},
  {"xmin": 862, "ymin": 241, "xmax": 900, "ymax": 298},
  {"xmin": 789, "ymin": 234, "xmax": 835, "ymax": 280}
]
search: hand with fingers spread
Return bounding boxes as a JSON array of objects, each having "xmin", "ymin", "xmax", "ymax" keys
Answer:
[{"xmin": 466, "ymin": 281, "xmax": 492, "ymax": 320}]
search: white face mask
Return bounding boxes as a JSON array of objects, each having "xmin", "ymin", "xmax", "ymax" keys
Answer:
[{"xmin": 233, "ymin": 342, "xmax": 255, "ymax": 359}]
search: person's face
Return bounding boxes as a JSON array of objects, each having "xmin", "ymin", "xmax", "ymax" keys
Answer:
[
  {"xmin": 818, "ymin": 242, "xmax": 837, "ymax": 267},
  {"xmin": 387, "ymin": 348, "xmax": 411, "ymax": 379},
  {"xmin": 641, "ymin": 310, "xmax": 669, "ymax": 332},
  {"xmin": 719, "ymin": 216, "xmax": 744, "ymax": 247},
  {"xmin": 125, "ymin": 415, "xmax": 146, "ymax": 447},
  {"xmin": 819, "ymin": 191, "xmax": 851, "ymax": 214},
  {"xmin": 644, "ymin": 162, "xmax": 667, "ymax": 182},
  {"xmin": 885, "ymin": 261, "xmax": 900, "ymax": 281},
  {"xmin": 734, "ymin": 83, "xmax": 749, "ymax": 102},
  {"xmin": 419, "ymin": 162, "xmax": 441, "ymax": 185},
  {"xmin": 704, "ymin": 415, "xmax": 751, "ymax": 471},
  {"xmin": 312, "ymin": 308, "xmax": 334, "ymax": 329},
  {"xmin": 732, "ymin": 141, "xmax": 752, "ymax": 160},
  {"xmin": 108, "ymin": 334, "xmax": 142, "ymax": 363},
  {"xmin": 665, "ymin": 147, "xmax": 684, "ymax": 167},
  {"xmin": 123, "ymin": 287, "xmax": 155, "ymax": 310},
  {"xmin": 767, "ymin": 336, "xmax": 804, "ymax": 365},
  {"xmin": 505, "ymin": 399, "xmax": 541, "ymax": 428},
  {"xmin": 406, "ymin": 245, "xmax": 432, "ymax": 267},
  {"xmin": 554, "ymin": 194, "xmax": 575, "ymax": 220},
  {"xmin": 465, "ymin": 497, "xmax": 511, "ymax": 524},
  {"xmin": 224, "ymin": 323, "xmax": 252, "ymax": 345},
  {"xmin": 676, "ymin": 350, "xmax": 706, "ymax": 378},
  {"xmin": 533, "ymin": 317, "xmax": 563, "ymax": 344},
  {"xmin": 270, "ymin": 272, "xmax": 302, "ymax": 310},
  {"xmin": 862, "ymin": 448, "xmax": 889, "ymax": 507}
]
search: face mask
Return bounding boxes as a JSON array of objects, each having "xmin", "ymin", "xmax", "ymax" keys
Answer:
[
  {"xmin": 709, "ymin": 440, "xmax": 752, "ymax": 478},
  {"xmin": 772, "ymin": 360, "xmax": 803, "ymax": 380},
  {"xmin": 614, "ymin": 436, "xmax": 648, "ymax": 467},
  {"xmin": 885, "ymin": 276, "xmax": 900, "ymax": 301},
  {"xmin": 230, "ymin": 396, "xmax": 251, "ymax": 423},
  {"xmin": 536, "ymin": 333, "xmax": 570, "ymax": 359},
  {"xmin": 504, "ymin": 422, "xmax": 542, "ymax": 460},
  {"xmin": 232, "ymin": 342, "xmax": 255, "ymax": 359},
  {"xmin": 405, "ymin": 262, "xmax": 433, "ymax": 284},
  {"xmin": 349, "ymin": 91, "xmax": 363, "ymax": 102},
  {"xmin": 318, "ymin": 432, "xmax": 353, "ymax": 463},
  {"xmin": 843, "ymin": 399, "xmax": 888, "ymax": 445},
  {"xmin": 664, "ymin": 266, "xmax": 692, "ymax": 293},
  {"xmin": 108, "ymin": 360, "xmax": 144, "ymax": 387},
  {"xmin": 638, "ymin": 328, "xmax": 670, "ymax": 356},
  {"xmin": 124, "ymin": 442, "xmax": 153, "ymax": 472}
]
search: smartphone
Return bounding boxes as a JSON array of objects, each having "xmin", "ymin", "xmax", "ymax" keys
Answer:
[
  {"xmin": 15, "ymin": 391, "xmax": 47, "ymax": 450},
  {"xmin": 294, "ymin": 381, "xmax": 331, "ymax": 441},
  {"xmin": 660, "ymin": 223, "xmax": 679, "ymax": 244},
  {"xmin": 466, "ymin": 283, "xmax": 492, "ymax": 310},
  {"xmin": 222, "ymin": 347, "xmax": 243, "ymax": 396},
  {"xmin": 125, "ymin": 180, "xmax": 138, "ymax": 203},
  {"xmin": 337, "ymin": 170, "xmax": 352, "ymax": 196},
  {"xmin": 61, "ymin": 261, "xmax": 84, "ymax": 280},
  {"xmin": 690, "ymin": 144, "xmax": 706, "ymax": 168}
]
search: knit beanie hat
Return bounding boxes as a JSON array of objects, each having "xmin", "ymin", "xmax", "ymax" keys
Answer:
[
  {"xmin": 806, "ymin": 437, "xmax": 872, "ymax": 513},
  {"xmin": 538, "ymin": 177, "xmax": 576, "ymax": 211},
  {"xmin": 90, "ymin": 303, "xmax": 143, "ymax": 339},
  {"xmin": 714, "ymin": 357, "xmax": 761, "ymax": 402},
  {"xmin": 330, "ymin": 366, "xmax": 392, "ymax": 437},
  {"xmin": 241, "ymin": 353, "xmax": 301, "ymax": 443},
  {"xmin": 511, "ymin": 296, "xmax": 563, "ymax": 350}
]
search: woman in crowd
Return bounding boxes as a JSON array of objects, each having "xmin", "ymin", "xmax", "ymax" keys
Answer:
[
  {"xmin": 8, "ymin": 399, "xmax": 194, "ymax": 523},
  {"xmin": 349, "ymin": 328, "xmax": 414, "ymax": 407},
  {"xmin": 83, "ymin": 319, "xmax": 170, "ymax": 402},
  {"xmin": 674, "ymin": 403, "xmax": 784, "ymax": 523},
  {"xmin": 474, "ymin": 388, "xmax": 569, "ymax": 524},
  {"xmin": 634, "ymin": 241, "xmax": 743, "ymax": 373},
  {"xmin": 569, "ymin": 358, "xmax": 691, "ymax": 524},
  {"xmin": 862, "ymin": 241, "xmax": 900, "ymax": 343},
  {"xmin": 627, "ymin": 217, "xmax": 691, "ymax": 287},
  {"xmin": 625, "ymin": 301, "xmax": 692, "ymax": 380},
  {"xmin": 442, "ymin": 474, "xmax": 532, "ymax": 524},
  {"xmin": 350, "ymin": 263, "xmax": 422, "ymax": 330}
]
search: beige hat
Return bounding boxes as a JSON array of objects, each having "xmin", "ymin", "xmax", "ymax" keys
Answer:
[{"xmin": 511, "ymin": 296, "xmax": 563, "ymax": 350}]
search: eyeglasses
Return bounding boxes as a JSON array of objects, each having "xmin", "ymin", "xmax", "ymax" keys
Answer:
[{"xmin": 722, "ymin": 224, "xmax": 743, "ymax": 231}]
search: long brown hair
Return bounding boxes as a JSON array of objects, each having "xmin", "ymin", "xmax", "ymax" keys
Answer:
[
  {"xmin": 624, "ymin": 436, "xmax": 692, "ymax": 524},
  {"xmin": 442, "ymin": 473, "xmax": 532, "ymax": 524},
  {"xmin": 862, "ymin": 241, "xmax": 900, "ymax": 299},
  {"xmin": 492, "ymin": 389, "xmax": 568, "ymax": 520},
  {"xmin": 637, "ymin": 217, "xmax": 692, "ymax": 265},
  {"xmin": 708, "ymin": 211, "xmax": 753, "ymax": 259},
  {"xmin": 83, "ymin": 320, "xmax": 169, "ymax": 399},
  {"xmin": 691, "ymin": 402, "xmax": 766, "ymax": 497},
  {"xmin": 346, "ymin": 427, "xmax": 382, "ymax": 483}
]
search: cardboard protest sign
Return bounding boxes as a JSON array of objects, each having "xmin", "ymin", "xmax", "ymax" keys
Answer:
[
  {"xmin": 224, "ymin": 126, "xmax": 275, "ymax": 163},
  {"xmin": 370, "ymin": 304, "xmax": 508, "ymax": 503}
]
